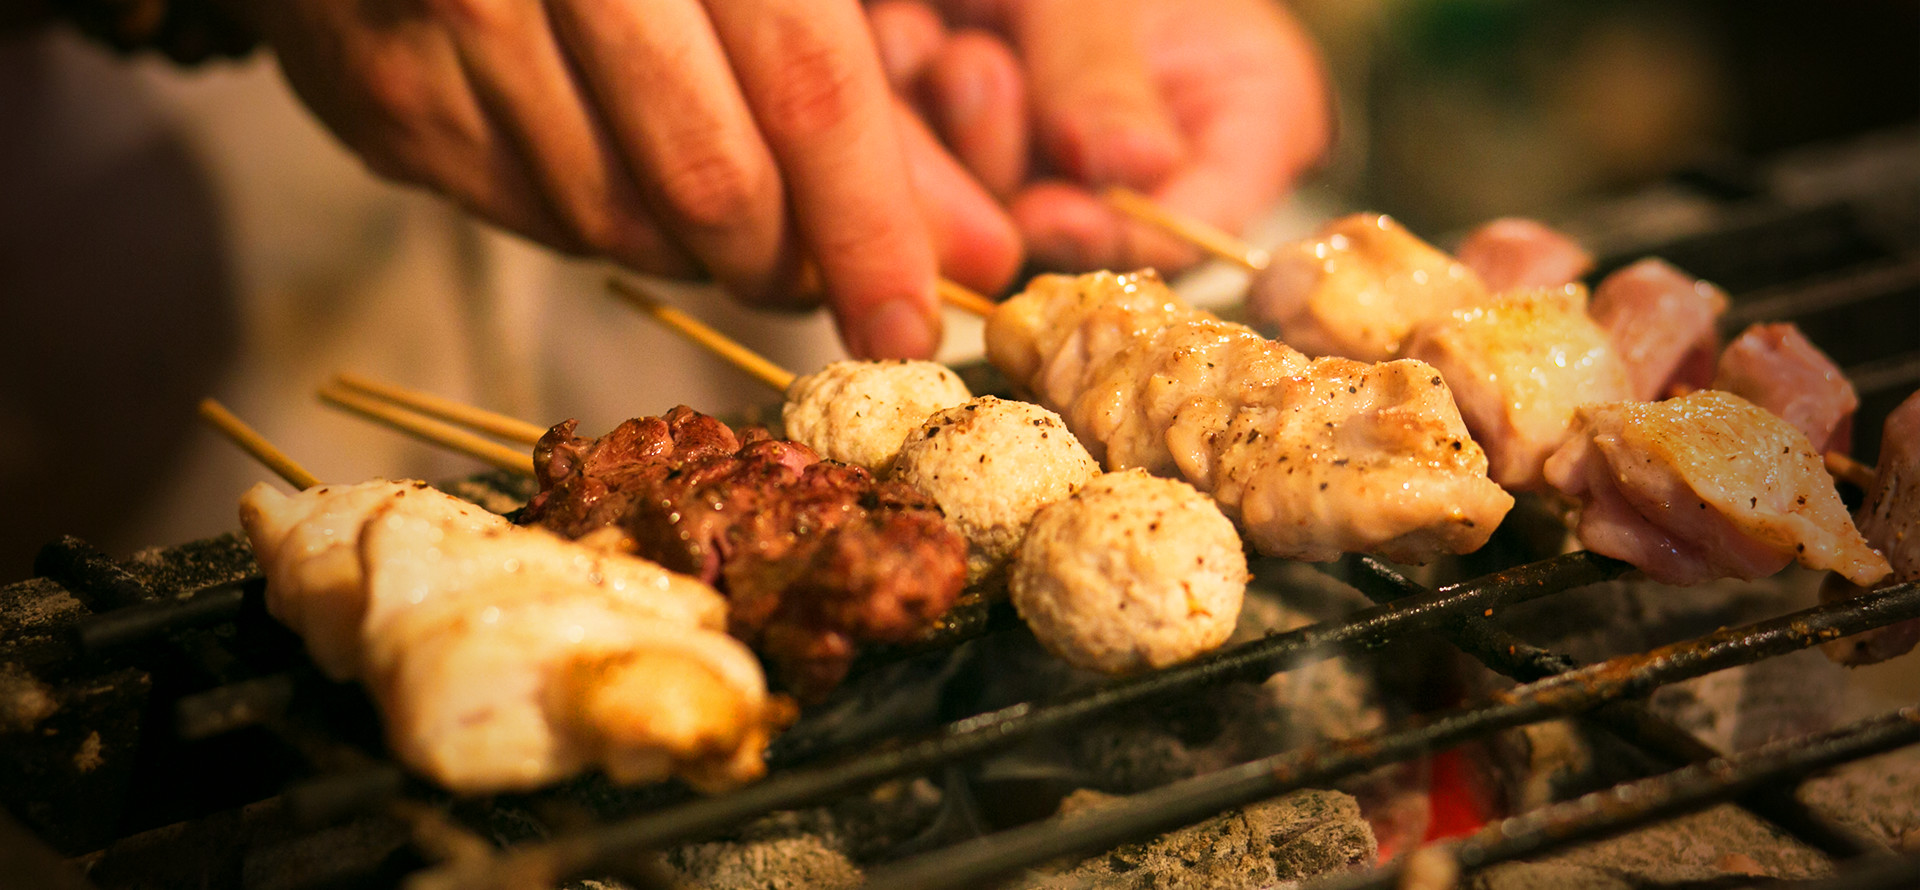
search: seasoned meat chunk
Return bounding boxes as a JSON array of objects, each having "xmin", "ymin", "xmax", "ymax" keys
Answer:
[
  {"xmin": 525, "ymin": 406, "xmax": 968, "ymax": 700},
  {"xmin": 1543, "ymin": 391, "xmax": 1891, "ymax": 587},
  {"xmin": 1011, "ymin": 470, "xmax": 1247, "ymax": 673},
  {"xmin": 893, "ymin": 397, "xmax": 1100, "ymax": 584},
  {"xmin": 1247, "ymin": 213, "xmax": 1491, "ymax": 362},
  {"xmin": 783, "ymin": 359, "xmax": 972, "ymax": 473},
  {"xmin": 1401, "ymin": 286, "xmax": 1633, "ymax": 492}
]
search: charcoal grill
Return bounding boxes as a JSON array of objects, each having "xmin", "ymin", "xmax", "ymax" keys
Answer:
[{"xmin": 4, "ymin": 130, "xmax": 1919, "ymax": 890}]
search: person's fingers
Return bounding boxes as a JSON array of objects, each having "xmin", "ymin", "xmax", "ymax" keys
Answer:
[
  {"xmin": 705, "ymin": 0, "xmax": 940, "ymax": 360},
  {"xmin": 867, "ymin": 0, "xmax": 947, "ymax": 92},
  {"xmin": 547, "ymin": 0, "xmax": 799, "ymax": 301},
  {"xmin": 430, "ymin": 0, "xmax": 692, "ymax": 274},
  {"xmin": 1011, "ymin": 180, "xmax": 1199, "ymax": 272},
  {"xmin": 893, "ymin": 99, "xmax": 1023, "ymax": 295},
  {"xmin": 1008, "ymin": 0, "xmax": 1182, "ymax": 188},
  {"xmin": 920, "ymin": 29, "xmax": 1027, "ymax": 198},
  {"xmin": 1147, "ymin": 0, "xmax": 1330, "ymax": 234},
  {"xmin": 258, "ymin": 5, "xmax": 609, "ymax": 263}
]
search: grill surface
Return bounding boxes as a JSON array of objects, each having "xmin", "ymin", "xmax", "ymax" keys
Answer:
[{"xmin": 3, "ymin": 130, "xmax": 1918, "ymax": 889}]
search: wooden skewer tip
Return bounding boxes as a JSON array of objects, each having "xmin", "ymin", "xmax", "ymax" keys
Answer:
[{"xmin": 197, "ymin": 397, "xmax": 322, "ymax": 490}]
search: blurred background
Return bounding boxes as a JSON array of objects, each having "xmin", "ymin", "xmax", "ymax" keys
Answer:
[{"xmin": 1, "ymin": 0, "xmax": 1916, "ymax": 574}]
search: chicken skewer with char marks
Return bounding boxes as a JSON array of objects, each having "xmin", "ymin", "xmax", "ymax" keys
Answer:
[
  {"xmin": 520, "ymin": 407, "xmax": 968, "ymax": 701},
  {"xmin": 1820, "ymin": 389, "xmax": 1920, "ymax": 665},
  {"xmin": 199, "ymin": 401, "xmax": 786, "ymax": 794},
  {"xmin": 983, "ymin": 269, "xmax": 1514, "ymax": 564}
]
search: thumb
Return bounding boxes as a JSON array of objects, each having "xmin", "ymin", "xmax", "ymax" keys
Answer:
[{"xmin": 1011, "ymin": 0, "xmax": 1183, "ymax": 189}]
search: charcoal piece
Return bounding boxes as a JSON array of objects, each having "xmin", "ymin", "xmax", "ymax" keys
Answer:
[
  {"xmin": 661, "ymin": 810, "xmax": 863, "ymax": 890},
  {"xmin": 1017, "ymin": 788, "xmax": 1376, "ymax": 889},
  {"xmin": 1470, "ymin": 804, "xmax": 1830, "ymax": 887},
  {"xmin": 1799, "ymin": 745, "xmax": 1920, "ymax": 852}
]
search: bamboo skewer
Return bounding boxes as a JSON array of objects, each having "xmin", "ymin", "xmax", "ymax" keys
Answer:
[
  {"xmin": 607, "ymin": 277, "xmax": 798, "ymax": 392},
  {"xmin": 332, "ymin": 372, "xmax": 547, "ymax": 446},
  {"xmin": 198, "ymin": 398, "xmax": 322, "ymax": 489},
  {"xmin": 935, "ymin": 278, "xmax": 997, "ymax": 318},
  {"xmin": 1103, "ymin": 186, "xmax": 1270, "ymax": 272},
  {"xmin": 318, "ymin": 384, "xmax": 537, "ymax": 478},
  {"xmin": 1826, "ymin": 451, "xmax": 1878, "ymax": 491}
]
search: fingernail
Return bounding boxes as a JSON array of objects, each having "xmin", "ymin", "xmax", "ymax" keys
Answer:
[{"xmin": 857, "ymin": 299, "xmax": 939, "ymax": 359}]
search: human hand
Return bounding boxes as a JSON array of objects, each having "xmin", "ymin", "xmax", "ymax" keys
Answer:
[
  {"xmin": 877, "ymin": 0, "xmax": 1331, "ymax": 273},
  {"xmin": 242, "ymin": 0, "xmax": 1021, "ymax": 359}
]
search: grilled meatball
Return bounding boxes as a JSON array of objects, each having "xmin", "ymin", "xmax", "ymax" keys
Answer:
[
  {"xmin": 893, "ymin": 396, "xmax": 1100, "ymax": 583},
  {"xmin": 782, "ymin": 359, "xmax": 972, "ymax": 473},
  {"xmin": 1011, "ymin": 470, "xmax": 1247, "ymax": 674}
]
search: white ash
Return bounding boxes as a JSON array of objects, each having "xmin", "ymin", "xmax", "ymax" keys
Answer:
[
  {"xmin": 1013, "ymin": 788, "xmax": 1376, "ymax": 889},
  {"xmin": 1467, "ymin": 803, "xmax": 1829, "ymax": 888}
]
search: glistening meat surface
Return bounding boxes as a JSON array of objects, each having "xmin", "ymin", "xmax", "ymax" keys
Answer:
[
  {"xmin": 1246, "ymin": 213, "xmax": 1492, "ymax": 362},
  {"xmin": 1543, "ymin": 390, "xmax": 1890, "ymax": 587},
  {"xmin": 1401, "ymin": 286, "xmax": 1633, "ymax": 492},
  {"xmin": 986, "ymin": 271, "xmax": 1512, "ymax": 564},
  {"xmin": 523, "ymin": 406, "xmax": 968, "ymax": 700}
]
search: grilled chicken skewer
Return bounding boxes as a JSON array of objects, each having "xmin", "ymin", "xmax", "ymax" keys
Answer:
[
  {"xmin": 980, "ymin": 269, "xmax": 1514, "ymax": 564},
  {"xmin": 197, "ymin": 401, "xmax": 785, "ymax": 793}
]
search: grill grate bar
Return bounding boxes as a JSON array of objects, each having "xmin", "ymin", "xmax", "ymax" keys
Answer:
[
  {"xmin": 1311, "ymin": 705, "xmax": 1920, "ymax": 890},
  {"xmin": 410, "ymin": 552, "xmax": 1630, "ymax": 886},
  {"xmin": 860, "ymin": 580, "xmax": 1920, "ymax": 890},
  {"xmin": 1347, "ymin": 557, "xmax": 1891, "ymax": 860}
]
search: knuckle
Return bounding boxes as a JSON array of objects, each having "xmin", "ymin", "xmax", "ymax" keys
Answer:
[
  {"xmin": 756, "ymin": 42, "xmax": 861, "ymax": 140},
  {"xmin": 654, "ymin": 146, "xmax": 766, "ymax": 230}
]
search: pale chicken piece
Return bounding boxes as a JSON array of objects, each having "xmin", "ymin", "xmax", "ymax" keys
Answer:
[
  {"xmin": 357, "ymin": 513, "xmax": 780, "ymax": 792},
  {"xmin": 1542, "ymin": 390, "xmax": 1891, "ymax": 587},
  {"xmin": 891, "ymin": 397, "xmax": 1100, "ymax": 584},
  {"xmin": 1246, "ymin": 213, "xmax": 1492, "ymax": 362},
  {"xmin": 1712, "ymin": 323, "xmax": 1857, "ymax": 454},
  {"xmin": 986, "ymin": 270, "xmax": 1513, "ymax": 563},
  {"xmin": 1401, "ymin": 286, "xmax": 1634, "ymax": 492},
  {"xmin": 1011, "ymin": 470, "xmax": 1246, "ymax": 674},
  {"xmin": 985, "ymin": 269, "xmax": 1195, "ymax": 412},
  {"xmin": 238, "ymin": 480, "xmax": 508, "ymax": 680},
  {"xmin": 1822, "ymin": 389, "xmax": 1920, "ymax": 665},
  {"xmin": 782, "ymin": 359, "xmax": 972, "ymax": 474},
  {"xmin": 1454, "ymin": 217, "xmax": 1595, "ymax": 291},
  {"xmin": 1188, "ymin": 356, "xmax": 1514, "ymax": 563},
  {"xmin": 1589, "ymin": 258, "xmax": 1728, "ymax": 400}
]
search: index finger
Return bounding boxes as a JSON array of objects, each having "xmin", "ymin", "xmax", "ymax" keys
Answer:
[{"xmin": 704, "ymin": 0, "xmax": 941, "ymax": 360}]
